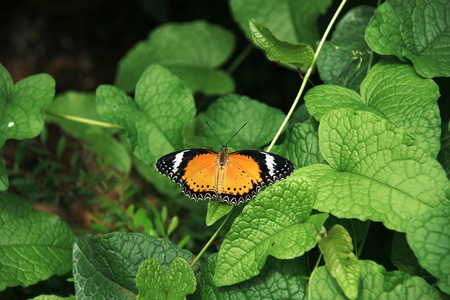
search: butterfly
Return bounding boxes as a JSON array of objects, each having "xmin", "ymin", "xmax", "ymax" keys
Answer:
[{"xmin": 155, "ymin": 123, "xmax": 294, "ymax": 205}]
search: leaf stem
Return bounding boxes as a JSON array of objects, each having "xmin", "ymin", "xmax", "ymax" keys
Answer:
[
  {"xmin": 308, "ymin": 252, "xmax": 323, "ymax": 298},
  {"xmin": 266, "ymin": 0, "xmax": 348, "ymax": 152},
  {"xmin": 46, "ymin": 111, "xmax": 124, "ymax": 130},
  {"xmin": 227, "ymin": 44, "xmax": 253, "ymax": 75},
  {"xmin": 190, "ymin": 206, "xmax": 235, "ymax": 268}
]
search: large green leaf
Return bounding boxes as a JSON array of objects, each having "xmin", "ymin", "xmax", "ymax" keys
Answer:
[
  {"xmin": 115, "ymin": 21, "xmax": 235, "ymax": 94},
  {"xmin": 365, "ymin": 0, "xmax": 450, "ymax": 78},
  {"xmin": 407, "ymin": 206, "xmax": 450, "ymax": 294},
  {"xmin": 97, "ymin": 64, "xmax": 195, "ymax": 165},
  {"xmin": 198, "ymin": 253, "xmax": 308, "ymax": 299},
  {"xmin": 73, "ymin": 232, "xmax": 197, "ymax": 299},
  {"xmin": 317, "ymin": 6, "xmax": 375, "ymax": 92},
  {"xmin": 46, "ymin": 91, "xmax": 131, "ymax": 172},
  {"xmin": 230, "ymin": 0, "xmax": 332, "ymax": 47},
  {"xmin": 318, "ymin": 225, "xmax": 360, "ymax": 300},
  {"xmin": 195, "ymin": 94, "xmax": 285, "ymax": 150},
  {"xmin": 213, "ymin": 175, "xmax": 328, "ymax": 286},
  {"xmin": 299, "ymin": 109, "xmax": 449, "ymax": 232},
  {"xmin": 305, "ymin": 60, "xmax": 441, "ymax": 157},
  {"xmin": 0, "ymin": 193, "xmax": 75, "ymax": 291},
  {"xmin": 249, "ymin": 19, "xmax": 314, "ymax": 68},
  {"xmin": 136, "ymin": 257, "xmax": 196, "ymax": 299},
  {"xmin": 272, "ymin": 121, "xmax": 325, "ymax": 168},
  {"xmin": 310, "ymin": 260, "xmax": 441, "ymax": 299},
  {"xmin": 0, "ymin": 63, "xmax": 55, "ymax": 190}
]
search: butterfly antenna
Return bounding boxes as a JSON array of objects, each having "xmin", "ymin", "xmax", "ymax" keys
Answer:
[
  {"xmin": 225, "ymin": 122, "xmax": 247, "ymax": 146},
  {"xmin": 205, "ymin": 121, "xmax": 224, "ymax": 146}
]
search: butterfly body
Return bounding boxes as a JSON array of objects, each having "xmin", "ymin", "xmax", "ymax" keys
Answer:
[{"xmin": 156, "ymin": 146, "xmax": 294, "ymax": 205}]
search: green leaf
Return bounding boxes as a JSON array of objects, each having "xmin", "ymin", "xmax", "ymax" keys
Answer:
[
  {"xmin": 365, "ymin": 0, "xmax": 450, "ymax": 78},
  {"xmin": 115, "ymin": 20, "xmax": 235, "ymax": 94},
  {"xmin": 306, "ymin": 60, "xmax": 441, "ymax": 157},
  {"xmin": 318, "ymin": 6, "xmax": 375, "ymax": 92},
  {"xmin": 324, "ymin": 216, "xmax": 370, "ymax": 255},
  {"xmin": 206, "ymin": 200, "xmax": 233, "ymax": 226},
  {"xmin": 407, "ymin": 206, "xmax": 450, "ymax": 294},
  {"xmin": 72, "ymin": 232, "xmax": 197, "ymax": 299},
  {"xmin": 136, "ymin": 257, "xmax": 196, "ymax": 300},
  {"xmin": 310, "ymin": 260, "xmax": 441, "ymax": 299},
  {"xmin": 272, "ymin": 121, "xmax": 325, "ymax": 168},
  {"xmin": 391, "ymin": 232, "xmax": 427, "ymax": 276},
  {"xmin": 318, "ymin": 225, "xmax": 360, "ymax": 300},
  {"xmin": 167, "ymin": 216, "xmax": 179, "ymax": 236},
  {"xmin": 213, "ymin": 176, "xmax": 328, "ymax": 286},
  {"xmin": 198, "ymin": 253, "xmax": 308, "ymax": 298},
  {"xmin": 0, "ymin": 161, "xmax": 7, "ymax": 191},
  {"xmin": 0, "ymin": 192, "xmax": 75, "ymax": 291},
  {"xmin": 230, "ymin": 0, "xmax": 332, "ymax": 47},
  {"xmin": 97, "ymin": 64, "xmax": 195, "ymax": 164},
  {"xmin": 299, "ymin": 109, "xmax": 449, "ymax": 232},
  {"xmin": 32, "ymin": 295, "xmax": 75, "ymax": 300},
  {"xmin": 195, "ymin": 94, "xmax": 285, "ymax": 150},
  {"xmin": 249, "ymin": 19, "xmax": 314, "ymax": 68}
]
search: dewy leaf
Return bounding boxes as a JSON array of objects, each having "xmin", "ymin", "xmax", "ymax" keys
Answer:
[
  {"xmin": 206, "ymin": 200, "xmax": 233, "ymax": 227},
  {"xmin": 272, "ymin": 121, "xmax": 325, "ymax": 168},
  {"xmin": 310, "ymin": 260, "xmax": 442, "ymax": 299},
  {"xmin": 299, "ymin": 109, "xmax": 449, "ymax": 232},
  {"xmin": 317, "ymin": 5, "xmax": 375, "ymax": 92},
  {"xmin": 365, "ymin": 0, "xmax": 450, "ymax": 78},
  {"xmin": 407, "ymin": 206, "xmax": 450, "ymax": 294},
  {"xmin": 213, "ymin": 176, "xmax": 328, "ymax": 286},
  {"xmin": 249, "ymin": 19, "xmax": 314, "ymax": 68},
  {"xmin": 136, "ymin": 257, "xmax": 196, "ymax": 300},
  {"xmin": 46, "ymin": 91, "xmax": 131, "ymax": 172},
  {"xmin": 198, "ymin": 253, "xmax": 308, "ymax": 299},
  {"xmin": 195, "ymin": 94, "xmax": 285, "ymax": 150},
  {"xmin": 72, "ymin": 232, "xmax": 197, "ymax": 299},
  {"xmin": 0, "ymin": 192, "xmax": 75, "ymax": 291},
  {"xmin": 0, "ymin": 63, "xmax": 55, "ymax": 190},
  {"xmin": 115, "ymin": 20, "xmax": 235, "ymax": 94},
  {"xmin": 305, "ymin": 60, "xmax": 441, "ymax": 157},
  {"xmin": 97, "ymin": 64, "xmax": 195, "ymax": 165},
  {"xmin": 318, "ymin": 225, "xmax": 360, "ymax": 300},
  {"xmin": 230, "ymin": 0, "xmax": 332, "ymax": 47}
]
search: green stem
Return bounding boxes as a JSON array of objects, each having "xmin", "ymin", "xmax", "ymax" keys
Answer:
[
  {"xmin": 190, "ymin": 207, "xmax": 235, "ymax": 268},
  {"xmin": 356, "ymin": 220, "xmax": 370, "ymax": 258},
  {"xmin": 266, "ymin": 0, "xmax": 348, "ymax": 152},
  {"xmin": 46, "ymin": 111, "xmax": 124, "ymax": 130},
  {"xmin": 227, "ymin": 44, "xmax": 253, "ymax": 74},
  {"xmin": 308, "ymin": 253, "xmax": 323, "ymax": 297}
]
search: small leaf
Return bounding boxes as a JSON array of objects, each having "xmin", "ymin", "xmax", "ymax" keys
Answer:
[
  {"xmin": 177, "ymin": 235, "xmax": 190, "ymax": 249},
  {"xmin": 407, "ymin": 206, "xmax": 450, "ymax": 294},
  {"xmin": 0, "ymin": 193, "xmax": 75, "ymax": 291},
  {"xmin": 161, "ymin": 206, "xmax": 168, "ymax": 224},
  {"xmin": 310, "ymin": 260, "xmax": 441, "ymax": 299},
  {"xmin": 198, "ymin": 253, "xmax": 308, "ymax": 298},
  {"xmin": 299, "ymin": 109, "xmax": 449, "ymax": 232},
  {"xmin": 136, "ymin": 257, "xmax": 196, "ymax": 300},
  {"xmin": 115, "ymin": 21, "xmax": 235, "ymax": 94},
  {"xmin": 365, "ymin": 0, "xmax": 450, "ymax": 78},
  {"xmin": 72, "ymin": 232, "xmax": 197, "ymax": 299},
  {"xmin": 206, "ymin": 200, "xmax": 233, "ymax": 226},
  {"xmin": 133, "ymin": 208, "xmax": 147, "ymax": 228},
  {"xmin": 249, "ymin": 19, "xmax": 314, "ymax": 68},
  {"xmin": 317, "ymin": 225, "xmax": 360, "ymax": 300},
  {"xmin": 56, "ymin": 136, "xmax": 66, "ymax": 158},
  {"xmin": 214, "ymin": 176, "xmax": 328, "ymax": 286},
  {"xmin": 167, "ymin": 216, "xmax": 179, "ymax": 236}
]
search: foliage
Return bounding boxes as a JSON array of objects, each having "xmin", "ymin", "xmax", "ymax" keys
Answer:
[{"xmin": 1, "ymin": 0, "xmax": 449, "ymax": 299}]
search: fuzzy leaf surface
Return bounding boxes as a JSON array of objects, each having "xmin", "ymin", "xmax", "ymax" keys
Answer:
[
  {"xmin": 214, "ymin": 176, "xmax": 328, "ymax": 286},
  {"xmin": 195, "ymin": 94, "xmax": 285, "ymax": 150},
  {"xmin": 73, "ymin": 232, "xmax": 196, "ymax": 299},
  {"xmin": 230, "ymin": 0, "xmax": 332, "ymax": 47},
  {"xmin": 318, "ymin": 225, "xmax": 360, "ymax": 300},
  {"xmin": 0, "ymin": 193, "xmax": 75, "ymax": 291},
  {"xmin": 365, "ymin": 0, "xmax": 450, "ymax": 77},
  {"xmin": 306, "ymin": 61, "xmax": 441, "ymax": 157},
  {"xmin": 97, "ymin": 64, "xmax": 195, "ymax": 165},
  {"xmin": 249, "ymin": 19, "xmax": 314, "ymax": 68},
  {"xmin": 198, "ymin": 253, "xmax": 308, "ymax": 299},
  {"xmin": 318, "ymin": 6, "xmax": 375, "ymax": 92},
  {"xmin": 310, "ymin": 260, "xmax": 441, "ymax": 299},
  {"xmin": 136, "ymin": 257, "xmax": 196, "ymax": 300},
  {"xmin": 407, "ymin": 206, "xmax": 450, "ymax": 294},
  {"xmin": 299, "ymin": 109, "xmax": 449, "ymax": 232},
  {"xmin": 115, "ymin": 21, "xmax": 235, "ymax": 94}
]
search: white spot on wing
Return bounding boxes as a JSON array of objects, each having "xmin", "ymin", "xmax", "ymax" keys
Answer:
[
  {"xmin": 261, "ymin": 151, "xmax": 276, "ymax": 177},
  {"xmin": 172, "ymin": 150, "xmax": 188, "ymax": 173}
]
